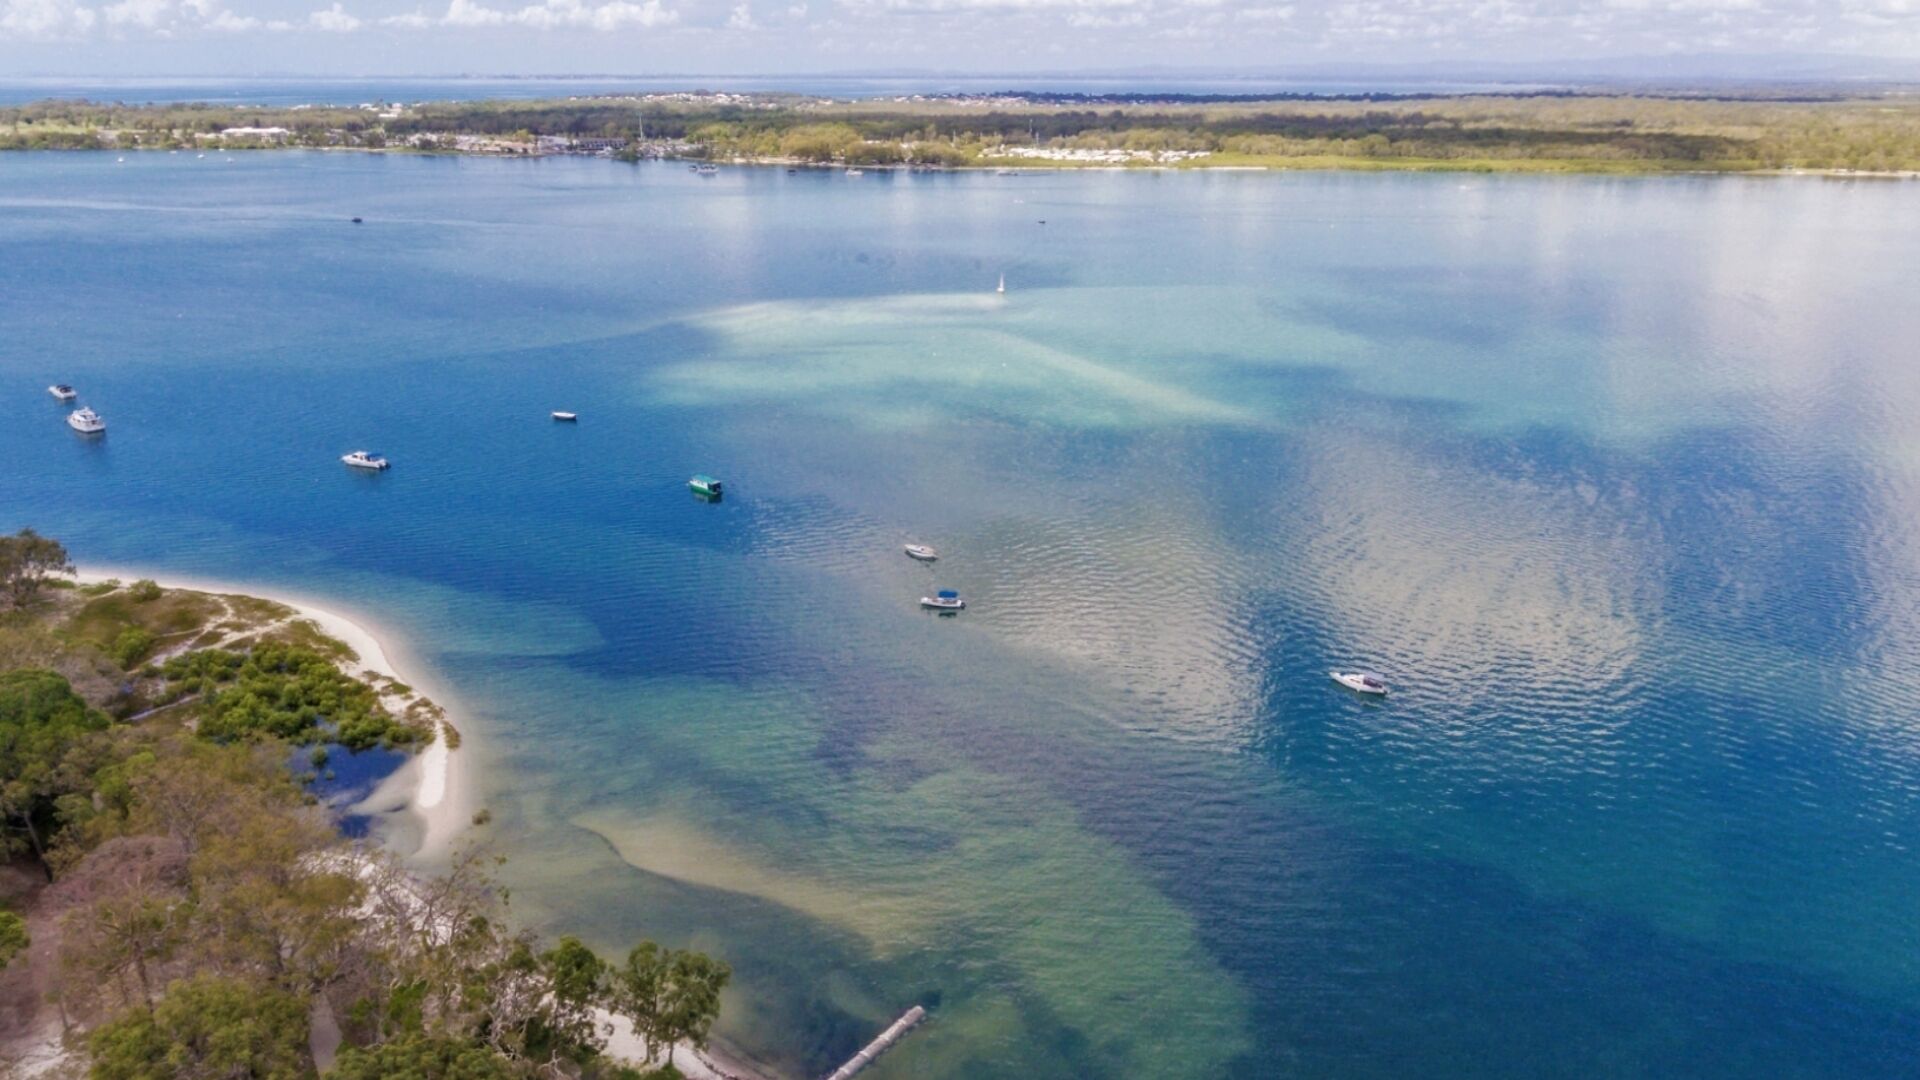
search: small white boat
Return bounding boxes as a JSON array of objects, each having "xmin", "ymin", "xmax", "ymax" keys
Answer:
[
  {"xmin": 845, "ymin": 168, "xmax": 865, "ymax": 176},
  {"xmin": 1330, "ymin": 671, "xmax": 1388, "ymax": 696},
  {"xmin": 920, "ymin": 589, "xmax": 964, "ymax": 611},
  {"xmin": 904, "ymin": 544, "xmax": 938, "ymax": 561},
  {"xmin": 551, "ymin": 411, "xmax": 578, "ymax": 422},
  {"xmin": 48, "ymin": 384, "xmax": 77, "ymax": 401},
  {"xmin": 67, "ymin": 407, "xmax": 105, "ymax": 434},
  {"xmin": 341, "ymin": 450, "xmax": 390, "ymax": 470}
]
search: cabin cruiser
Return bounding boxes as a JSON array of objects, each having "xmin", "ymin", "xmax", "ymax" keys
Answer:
[
  {"xmin": 920, "ymin": 589, "xmax": 964, "ymax": 611},
  {"xmin": 1329, "ymin": 671, "xmax": 1387, "ymax": 696},
  {"xmin": 66, "ymin": 407, "xmax": 105, "ymax": 434},
  {"xmin": 904, "ymin": 544, "xmax": 938, "ymax": 561},
  {"xmin": 551, "ymin": 411, "xmax": 578, "ymax": 422},
  {"xmin": 341, "ymin": 450, "xmax": 390, "ymax": 470},
  {"xmin": 688, "ymin": 474, "xmax": 723, "ymax": 497},
  {"xmin": 48, "ymin": 384, "xmax": 77, "ymax": 401}
]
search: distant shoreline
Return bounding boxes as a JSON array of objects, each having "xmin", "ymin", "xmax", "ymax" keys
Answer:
[
  {"xmin": 10, "ymin": 144, "xmax": 1920, "ymax": 180},
  {"xmin": 11, "ymin": 90, "xmax": 1920, "ymax": 178}
]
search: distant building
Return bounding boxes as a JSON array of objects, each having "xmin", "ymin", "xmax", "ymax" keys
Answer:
[{"xmin": 216, "ymin": 126, "xmax": 292, "ymax": 142}]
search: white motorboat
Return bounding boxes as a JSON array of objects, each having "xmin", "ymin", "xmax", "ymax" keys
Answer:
[
  {"xmin": 904, "ymin": 544, "xmax": 938, "ymax": 561},
  {"xmin": 48, "ymin": 384, "xmax": 77, "ymax": 401},
  {"xmin": 67, "ymin": 407, "xmax": 105, "ymax": 434},
  {"xmin": 551, "ymin": 411, "xmax": 578, "ymax": 422},
  {"xmin": 1330, "ymin": 671, "xmax": 1387, "ymax": 696},
  {"xmin": 996, "ymin": 273, "xmax": 1005, "ymax": 295},
  {"xmin": 845, "ymin": 168, "xmax": 865, "ymax": 176},
  {"xmin": 920, "ymin": 589, "xmax": 964, "ymax": 611},
  {"xmin": 341, "ymin": 450, "xmax": 390, "ymax": 470}
]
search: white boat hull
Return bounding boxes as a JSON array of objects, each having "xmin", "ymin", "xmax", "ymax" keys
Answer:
[
  {"xmin": 1330, "ymin": 671, "xmax": 1387, "ymax": 695},
  {"xmin": 920, "ymin": 597, "xmax": 965, "ymax": 610},
  {"xmin": 905, "ymin": 545, "xmax": 938, "ymax": 561}
]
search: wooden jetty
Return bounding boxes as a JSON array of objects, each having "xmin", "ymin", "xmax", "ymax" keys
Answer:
[{"xmin": 824, "ymin": 1006, "xmax": 927, "ymax": 1080}]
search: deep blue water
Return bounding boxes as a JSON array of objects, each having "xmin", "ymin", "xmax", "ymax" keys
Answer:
[{"xmin": 4, "ymin": 152, "xmax": 1920, "ymax": 1078}]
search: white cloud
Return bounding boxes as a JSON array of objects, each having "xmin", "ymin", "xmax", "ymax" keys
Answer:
[
  {"xmin": 433, "ymin": 0, "xmax": 674, "ymax": 27},
  {"xmin": 726, "ymin": 0, "xmax": 756, "ymax": 26},
  {"xmin": 101, "ymin": 0, "xmax": 168, "ymax": 26},
  {"xmin": 0, "ymin": 0, "xmax": 97, "ymax": 35},
  {"xmin": 307, "ymin": 1, "xmax": 359, "ymax": 27}
]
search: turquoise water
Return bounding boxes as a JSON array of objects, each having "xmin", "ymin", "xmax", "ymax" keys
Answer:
[{"xmin": 5, "ymin": 152, "xmax": 1920, "ymax": 1077}]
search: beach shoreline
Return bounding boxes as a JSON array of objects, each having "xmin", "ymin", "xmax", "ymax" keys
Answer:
[
  {"xmin": 70, "ymin": 565, "xmax": 477, "ymax": 862},
  {"xmin": 66, "ymin": 566, "xmax": 784, "ymax": 1079}
]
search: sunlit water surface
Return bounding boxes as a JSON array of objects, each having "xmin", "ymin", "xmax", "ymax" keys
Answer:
[{"xmin": 4, "ymin": 152, "xmax": 1920, "ymax": 1077}]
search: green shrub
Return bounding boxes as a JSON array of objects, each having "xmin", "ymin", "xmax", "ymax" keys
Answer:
[
  {"xmin": 128, "ymin": 579, "xmax": 162, "ymax": 603},
  {"xmin": 109, "ymin": 627, "xmax": 156, "ymax": 668},
  {"xmin": 161, "ymin": 644, "xmax": 421, "ymax": 751}
]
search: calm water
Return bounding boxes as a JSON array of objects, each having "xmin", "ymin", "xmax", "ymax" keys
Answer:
[{"xmin": 4, "ymin": 153, "xmax": 1920, "ymax": 1078}]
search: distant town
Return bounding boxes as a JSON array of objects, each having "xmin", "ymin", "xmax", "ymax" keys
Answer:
[{"xmin": 6, "ymin": 88, "xmax": 1920, "ymax": 175}]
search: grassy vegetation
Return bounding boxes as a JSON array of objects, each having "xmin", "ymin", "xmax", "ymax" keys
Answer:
[
  {"xmin": 6, "ymin": 90, "xmax": 1920, "ymax": 174},
  {"xmin": 0, "ymin": 542, "xmax": 733, "ymax": 1078}
]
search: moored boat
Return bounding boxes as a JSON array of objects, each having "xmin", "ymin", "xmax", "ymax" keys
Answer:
[
  {"xmin": 688, "ymin": 474, "xmax": 723, "ymax": 497},
  {"xmin": 341, "ymin": 450, "xmax": 390, "ymax": 470},
  {"xmin": 1330, "ymin": 670, "xmax": 1387, "ymax": 695},
  {"xmin": 920, "ymin": 589, "xmax": 964, "ymax": 611},
  {"xmin": 67, "ymin": 407, "xmax": 105, "ymax": 434},
  {"xmin": 904, "ymin": 544, "xmax": 938, "ymax": 561},
  {"xmin": 551, "ymin": 411, "xmax": 578, "ymax": 422},
  {"xmin": 48, "ymin": 384, "xmax": 77, "ymax": 401}
]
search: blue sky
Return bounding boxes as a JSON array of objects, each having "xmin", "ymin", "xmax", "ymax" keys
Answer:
[{"xmin": 3, "ymin": 0, "xmax": 1919, "ymax": 75}]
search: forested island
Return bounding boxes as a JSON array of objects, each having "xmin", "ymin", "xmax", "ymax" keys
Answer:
[
  {"xmin": 0, "ymin": 530, "xmax": 736, "ymax": 1080},
  {"xmin": 5, "ymin": 88, "xmax": 1920, "ymax": 174}
]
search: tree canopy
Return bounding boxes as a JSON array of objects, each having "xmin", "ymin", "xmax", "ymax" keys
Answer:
[{"xmin": 0, "ymin": 528, "xmax": 74, "ymax": 608}]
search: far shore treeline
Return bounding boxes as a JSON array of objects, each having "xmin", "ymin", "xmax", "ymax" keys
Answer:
[
  {"xmin": 0, "ymin": 530, "xmax": 731, "ymax": 1080},
  {"xmin": 6, "ymin": 90, "xmax": 1920, "ymax": 173}
]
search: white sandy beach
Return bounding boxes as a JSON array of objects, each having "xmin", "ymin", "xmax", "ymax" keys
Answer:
[
  {"xmin": 64, "ymin": 567, "xmax": 781, "ymax": 1079},
  {"xmin": 72, "ymin": 566, "xmax": 477, "ymax": 861}
]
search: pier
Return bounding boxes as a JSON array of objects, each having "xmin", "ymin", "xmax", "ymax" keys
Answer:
[{"xmin": 824, "ymin": 1006, "xmax": 927, "ymax": 1080}]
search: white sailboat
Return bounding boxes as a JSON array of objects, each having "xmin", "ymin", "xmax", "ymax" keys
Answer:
[{"xmin": 996, "ymin": 273, "xmax": 1006, "ymax": 295}]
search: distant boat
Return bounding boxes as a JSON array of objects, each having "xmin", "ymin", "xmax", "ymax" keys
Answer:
[
  {"xmin": 904, "ymin": 544, "xmax": 938, "ymax": 561},
  {"xmin": 996, "ymin": 273, "xmax": 1005, "ymax": 295},
  {"xmin": 695, "ymin": 164, "xmax": 717, "ymax": 175},
  {"xmin": 551, "ymin": 411, "xmax": 578, "ymax": 422},
  {"xmin": 351, "ymin": 216, "xmax": 363, "ymax": 224},
  {"xmin": 1330, "ymin": 671, "xmax": 1387, "ymax": 696},
  {"xmin": 688, "ymin": 474, "xmax": 723, "ymax": 497},
  {"xmin": 48, "ymin": 384, "xmax": 77, "ymax": 401},
  {"xmin": 67, "ymin": 407, "xmax": 105, "ymax": 434},
  {"xmin": 920, "ymin": 589, "xmax": 964, "ymax": 611},
  {"xmin": 845, "ymin": 168, "xmax": 864, "ymax": 176},
  {"xmin": 341, "ymin": 450, "xmax": 390, "ymax": 471}
]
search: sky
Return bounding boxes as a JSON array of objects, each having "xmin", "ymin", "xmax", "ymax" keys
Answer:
[{"xmin": 4, "ymin": 0, "xmax": 1920, "ymax": 77}]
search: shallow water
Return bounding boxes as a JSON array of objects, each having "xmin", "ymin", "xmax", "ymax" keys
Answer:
[{"xmin": 5, "ymin": 153, "xmax": 1920, "ymax": 1077}]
